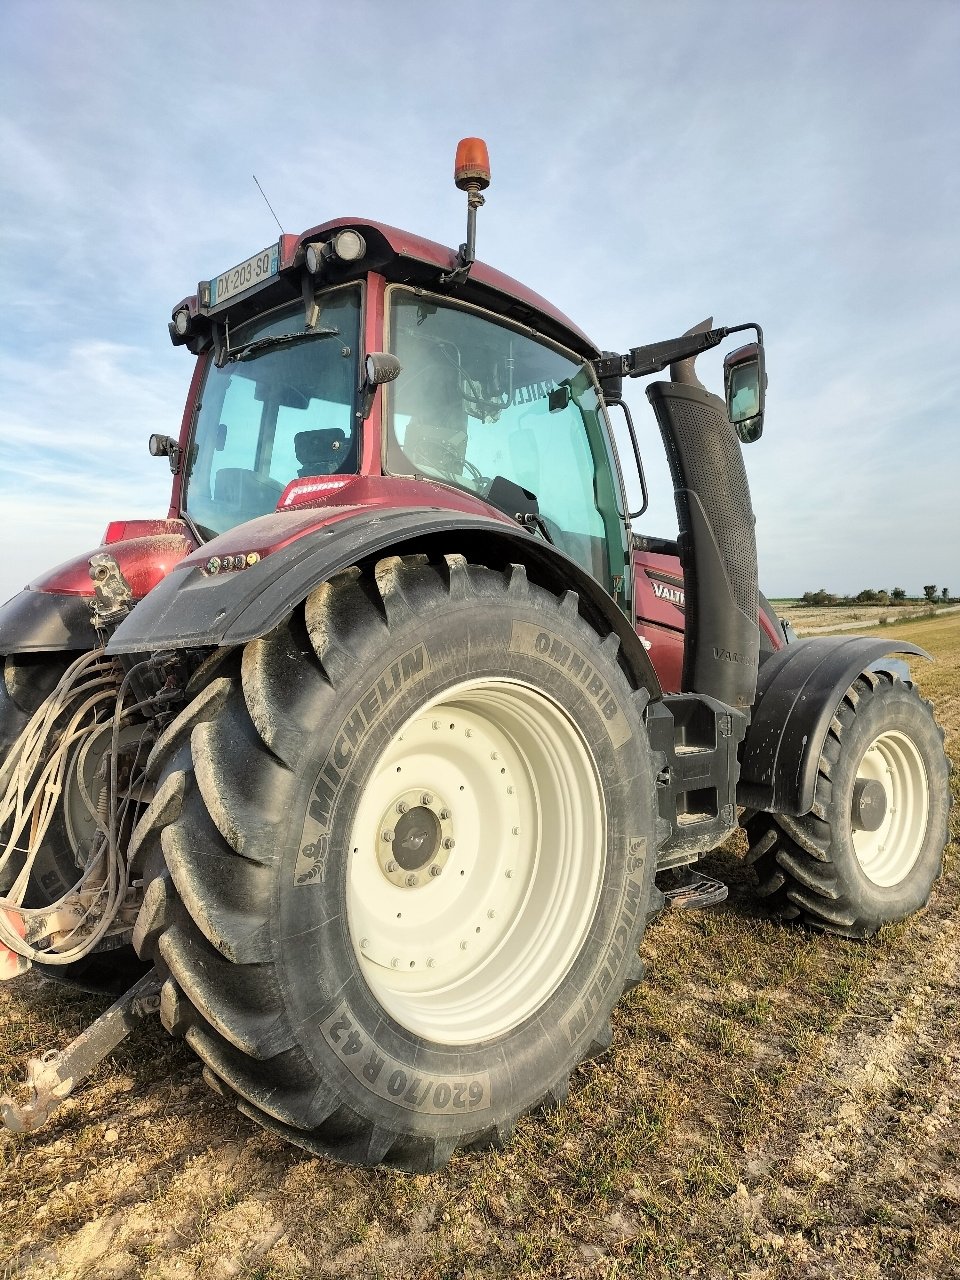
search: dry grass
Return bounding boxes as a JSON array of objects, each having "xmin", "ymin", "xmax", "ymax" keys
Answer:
[{"xmin": 1, "ymin": 614, "xmax": 959, "ymax": 1280}]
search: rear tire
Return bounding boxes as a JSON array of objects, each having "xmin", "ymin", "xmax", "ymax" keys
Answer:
[
  {"xmin": 746, "ymin": 670, "xmax": 950, "ymax": 938},
  {"xmin": 132, "ymin": 555, "xmax": 660, "ymax": 1170}
]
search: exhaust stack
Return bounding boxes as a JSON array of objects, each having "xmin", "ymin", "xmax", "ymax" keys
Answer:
[{"xmin": 645, "ymin": 331, "xmax": 760, "ymax": 712}]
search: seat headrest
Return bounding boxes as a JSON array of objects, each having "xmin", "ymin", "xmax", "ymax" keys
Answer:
[{"xmin": 294, "ymin": 429, "xmax": 348, "ymax": 474}]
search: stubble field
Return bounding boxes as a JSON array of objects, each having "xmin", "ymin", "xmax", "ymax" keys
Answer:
[
  {"xmin": 772, "ymin": 602, "xmax": 960, "ymax": 636},
  {"xmin": 2, "ymin": 613, "xmax": 959, "ymax": 1280}
]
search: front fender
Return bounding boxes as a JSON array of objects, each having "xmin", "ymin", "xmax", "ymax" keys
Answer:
[
  {"xmin": 106, "ymin": 506, "xmax": 662, "ymax": 697},
  {"xmin": 737, "ymin": 635, "xmax": 929, "ymax": 816}
]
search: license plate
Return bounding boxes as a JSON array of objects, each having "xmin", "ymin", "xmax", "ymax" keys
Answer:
[{"xmin": 205, "ymin": 242, "xmax": 280, "ymax": 309}]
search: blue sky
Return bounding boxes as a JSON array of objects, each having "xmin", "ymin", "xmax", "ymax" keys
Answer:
[{"xmin": 1, "ymin": 0, "xmax": 958, "ymax": 604}]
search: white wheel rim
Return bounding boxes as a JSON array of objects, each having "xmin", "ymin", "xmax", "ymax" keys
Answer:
[
  {"xmin": 346, "ymin": 678, "xmax": 605, "ymax": 1044},
  {"xmin": 852, "ymin": 728, "xmax": 929, "ymax": 887}
]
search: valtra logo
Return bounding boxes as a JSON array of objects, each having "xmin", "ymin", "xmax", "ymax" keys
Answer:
[{"xmin": 651, "ymin": 579, "xmax": 685, "ymax": 607}]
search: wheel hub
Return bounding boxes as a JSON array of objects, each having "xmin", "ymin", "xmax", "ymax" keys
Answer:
[
  {"xmin": 852, "ymin": 777, "xmax": 887, "ymax": 832},
  {"xmin": 376, "ymin": 789, "xmax": 453, "ymax": 887}
]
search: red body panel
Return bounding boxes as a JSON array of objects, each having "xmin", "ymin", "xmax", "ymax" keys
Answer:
[
  {"xmin": 30, "ymin": 525, "xmax": 196, "ymax": 600},
  {"xmin": 174, "ymin": 475, "xmax": 518, "ymax": 569},
  {"xmin": 633, "ymin": 549, "xmax": 687, "ymax": 693},
  {"xmin": 633, "ymin": 546, "xmax": 782, "ymax": 692}
]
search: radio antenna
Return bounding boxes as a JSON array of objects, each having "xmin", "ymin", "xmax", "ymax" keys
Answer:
[{"xmin": 253, "ymin": 174, "xmax": 285, "ymax": 234}]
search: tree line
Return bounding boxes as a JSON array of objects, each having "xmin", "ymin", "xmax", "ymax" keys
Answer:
[{"xmin": 799, "ymin": 586, "xmax": 951, "ymax": 607}]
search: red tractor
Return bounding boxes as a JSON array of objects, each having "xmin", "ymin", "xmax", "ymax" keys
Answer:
[{"xmin": 0, "ymin": 141, "xmax": 949, "ymax": 1170}]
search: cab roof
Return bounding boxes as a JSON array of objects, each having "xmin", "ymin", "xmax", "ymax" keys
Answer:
[
  {"xmin": 299, "ymin": 217, "xmax": 600, "ymax": 360},
  {"xmin": 176, "ymin": 216, "xmax": 601, "ymax": 363}
]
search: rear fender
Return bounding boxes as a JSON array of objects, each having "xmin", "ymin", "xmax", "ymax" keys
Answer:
[
  {"xmin": 106, "ymin": 507, "xmax": 662, "ymax": 697},
  {"xmin": 738, "ymin": 636, "xmax": 929, "ymax": 816}
]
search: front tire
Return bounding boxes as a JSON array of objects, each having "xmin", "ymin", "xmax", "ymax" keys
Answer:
[
  {"xmin": 746, "ymin": 670, "xmax": 950, "ymax": 938},
  {"xmin": 132, "ymin": 555, "xmax": 660, "ymax": 1170}
]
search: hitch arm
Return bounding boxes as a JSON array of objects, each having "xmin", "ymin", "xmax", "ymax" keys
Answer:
[{"xmin": 0, "ymin": 968, "xmax": 161, "ymax": 1134}]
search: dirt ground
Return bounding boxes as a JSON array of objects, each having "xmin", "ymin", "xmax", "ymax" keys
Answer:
[{"xmin": 2, "ymin": 614, "xmax": 958, "ymax": 1280}]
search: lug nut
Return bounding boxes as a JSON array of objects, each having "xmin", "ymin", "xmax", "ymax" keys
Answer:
[
  {"xmin": 421, "ymin": 792, "xmax": 434, "ymax": 805},
  {"xmin": 460, "ymin": 941, "xmax": 468, "ymax": 951},
  {"xmin": 396, "ymin": 801, "xmax": 408, "ymax": 814},
  {"xmin": 439, "ymin": 809, "xmax": 451, "ymax": 820},
  {"xmin": 385, "ymin": 859, "xmax": 398, "ymax": 873},
  {"xmin": 430, "ymin": 865, "xmax": 442, "ymax": 878},
  {"xmin": 405, "ymin": 874, "xmax": 419, "ymax": 887},
  {"xmin": 391, "ymin": 957, "xmax": 400, "ymax": 968},
  {"xmin": 443, "ymin": 837, "xmax": 456, "ymax": 850},
  {"xmin": 360, "ymin": 938, "xmax": 369, "ymax": 950},
  {"xmin": 512, "ymin": 826, "xmax": 520, "ymax": 836},
  {"xmin": 382, "ymin": 830, "xmax": 394, "ymax": 843},
  {"xmin": 426, "ymin": 957, "xmax": 436, "ymax": 968}
]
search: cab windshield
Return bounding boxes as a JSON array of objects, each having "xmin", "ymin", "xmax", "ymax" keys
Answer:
[
  {"xmin": 385, "ymin": 289, "xmax": 625, "ymax": 594},
  {"xmin": 183, "ymin": 289, "xmax": 361, "ymax": 539}
]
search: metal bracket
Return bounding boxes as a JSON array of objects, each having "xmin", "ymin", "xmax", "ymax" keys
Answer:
[
  {"xmin": 89, "ymin": 553, "xmax": 134, "ymax": 635},
  {"xmin": 0, "ymin": 968, "xmax": 161, "ymax": 1134}
]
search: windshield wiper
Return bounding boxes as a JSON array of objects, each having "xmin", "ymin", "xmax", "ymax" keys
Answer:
[{"xmin": 227, "ymin": 327, "xmax": 340, "ymax": 363}]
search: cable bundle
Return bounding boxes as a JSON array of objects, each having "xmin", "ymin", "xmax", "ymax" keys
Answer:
[{"xmin": 0, "ymin": 651, "xmax": 150, "ymax": 967}]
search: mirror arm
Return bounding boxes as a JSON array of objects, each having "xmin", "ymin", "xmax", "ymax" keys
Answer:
[{"xmin": 596, "ymin": 322, "xmax": 763, "ymax": 383}]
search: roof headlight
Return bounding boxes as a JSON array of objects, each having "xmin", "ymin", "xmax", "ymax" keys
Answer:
[
  {"xmin": 331, "ymin": 229, "xmax": 366, "ymax": 262},
  {"xmin": 305, "ymin": 241, "xmax": 325, "ymax": 275},
  {"xmin": 304, "ymin": 230, "xmax": 366, "ymax": 276}
]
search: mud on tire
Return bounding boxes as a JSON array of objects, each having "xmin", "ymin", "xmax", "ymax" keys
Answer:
[
  {"xmin": 130, "ymin": 555, "xmax": 660, "ymax": 1171},
  {"xmin": 746, "ymin": 669, "xmax": 950, "ymax": 939}
]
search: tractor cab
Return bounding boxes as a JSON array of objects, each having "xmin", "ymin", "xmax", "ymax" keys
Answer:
[{"xmin": 162, "ymin": 151, "xmax": 631, "ymax": 605}]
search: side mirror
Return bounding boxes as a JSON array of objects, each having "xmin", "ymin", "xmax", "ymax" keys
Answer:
[
  {"xmin": 723, "ymin": 342, "xmax": 766, "ymax": 443},
  {"xmin": 360, "ymin": 352, "xmax": 402, "ymax": 419}
]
